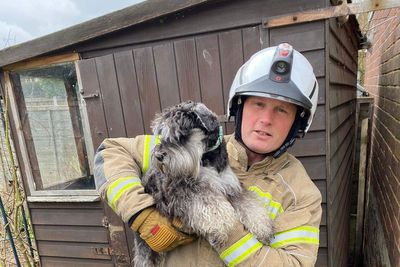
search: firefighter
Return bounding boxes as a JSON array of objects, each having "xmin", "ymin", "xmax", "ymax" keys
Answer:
[{"xmin": 94, "ymin": 43, "xmax": 322, "ymax": 266}]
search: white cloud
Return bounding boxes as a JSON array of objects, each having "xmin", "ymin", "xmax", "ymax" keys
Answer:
[
  {"xmin": 0, "ymin": 0, "xmax": 146, "ymax": 47},
  {"xmin": 0, "ymin": 21, "xmax": 33, "ymax": 48}
]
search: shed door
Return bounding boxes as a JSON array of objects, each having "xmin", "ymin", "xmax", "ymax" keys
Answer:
[{"xmin": 76, "ymin": 58, "xmax": 134, "ymax": 266}]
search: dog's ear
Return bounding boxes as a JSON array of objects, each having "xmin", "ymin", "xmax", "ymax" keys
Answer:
[{"xmin": 151, "ymin": 111, "xmax": 167, "ymax": 135}]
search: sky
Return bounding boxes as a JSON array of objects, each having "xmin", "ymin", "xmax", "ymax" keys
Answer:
[{"xmin": 0, "ymin": 0, "xmax": 146, "ymax": 48}]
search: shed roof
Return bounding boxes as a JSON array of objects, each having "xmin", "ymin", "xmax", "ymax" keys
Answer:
[{"xmin": 0, "ymin": 0, "xmax": 211, "ymax": 67}]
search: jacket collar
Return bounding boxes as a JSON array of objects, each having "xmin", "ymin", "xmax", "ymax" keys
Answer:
[{"xmin": 225, "ymin": 134, "xmax": 290, "ymax": 175}]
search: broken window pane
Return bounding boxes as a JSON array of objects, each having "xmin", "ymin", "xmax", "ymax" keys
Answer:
[{"xmin": 10, "ymin": 62, "xmax": 94, "ymax": 191}]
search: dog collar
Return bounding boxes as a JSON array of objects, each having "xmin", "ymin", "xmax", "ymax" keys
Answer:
[{"xmin": 206, "ymin": 126, "xmax": 223, "ymax": 152}]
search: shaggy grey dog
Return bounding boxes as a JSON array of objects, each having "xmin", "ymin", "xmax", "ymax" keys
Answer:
[{"xmin": 134, "ymin": 101, "xmax": 274, "ymax": 267}]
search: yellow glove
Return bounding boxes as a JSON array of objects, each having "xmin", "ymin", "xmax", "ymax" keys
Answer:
[{"xmin": 131, "ymin": 207, "xmax": 195, "ymax": 252}]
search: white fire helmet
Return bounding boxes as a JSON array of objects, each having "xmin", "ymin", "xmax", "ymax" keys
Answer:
[{"xmin": 227, "ymin": 43, "xmax": 318, "ymax": 135}]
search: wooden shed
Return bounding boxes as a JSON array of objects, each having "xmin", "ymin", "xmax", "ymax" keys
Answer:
[{"xmin": 0, "ymin": 0, "xmax": 362, "ymax": 266}]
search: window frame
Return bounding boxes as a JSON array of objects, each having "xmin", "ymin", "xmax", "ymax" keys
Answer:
[{"xmin": 3, "ymin": 54, "xmax": 99, "ymax": 200}]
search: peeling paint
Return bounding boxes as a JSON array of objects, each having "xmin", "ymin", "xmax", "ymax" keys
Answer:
[{"xmin": 202, "ymin": 49, "xmax": 213, "ymax": 66}]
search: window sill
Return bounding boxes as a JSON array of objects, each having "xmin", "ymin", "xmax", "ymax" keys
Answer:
[{"xmin": 27, "ymin": 195, "xmax": 100, "ymax": 203}]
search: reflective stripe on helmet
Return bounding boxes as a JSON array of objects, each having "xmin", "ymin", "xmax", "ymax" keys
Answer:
[
  {"xmin": 270, "ymin": 225, "xmax": 320, "ymax": 248},
  {"xmin": 220, "ymin": 233, "xmax": 263, "ymax": 267},
  {"xmin": 107, "ymin": 177, "xmax": 142, "ymax": 210},
  {"xmin": 142, "ymin": 135, "xmax": 160, "ymax": 174},
  {"xmin": 248, "ymin": 186, "xmax": 284, "ymax": 220}
]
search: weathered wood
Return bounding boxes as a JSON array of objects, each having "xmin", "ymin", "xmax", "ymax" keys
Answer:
[
  {"xmin": 299, "ymin": 156, "xmax": 326, "ymax": 180},
  {"xmin": 329, "ymin": 19, "xmax": 358, "ymax": 63},
  {"xmin": 153, "ymin": 42, "xmax": 181, "ymax": 108},
  {"xmin": 196, "ymin": 34, "xmax": 225, "ymax": 116},
  {"xmin": 329, "ymin": 30, "xmax": 357, "ymax": 75},
  {"xmin": 242, "ymin": 26, "xmax": 261, "ymax": 61},
  {"xmin": 76, "ymin": 59, "xmax": 108, "ymax": 149},
  {"xmin": 134, "ymin": 47, "xmax": 161, "ymax": 134},
  {"xmin": 289, "ymin": 131, "xmax": 326, "ymax": 157},
  {"xmin": 77, "ymin": 0, "xmax": 324, "ymax": 56},
  {"xmin": 3, "ymin": 54, "xmax": 79, "ymax": 71},
  {"xmin": 329, "ymin": 84, "xmax": 355, "ymax": 109},
  {"xmin": 316, "ymin": 248, "xmax": 328, "ymax": 267},
  {"xmin": 6, "ymin": 72, "xmax": 43, "ymax": 191},
  {"xmin": 28, "ymin": 201, "xmax": 102, "ymax": 209},
  {"xmin": 30, "ymin": 208, "xmax": 104, "ymax": 226},
  {"xmin": 35, "ymin": 225, "xmax": 108, "ymax": 243},
  {"xmin": 37, "ymin": 241, "xmax": 111, "ymax": 260},
  {"xmin": 174, "ymin": 38, "xmax": 202, "ymax": 102},
  {"xmin": 263, "ymin": 0, "xmax": 400, "ymax": 28},
  {"xmin": 317, "ymin": 78, "xmax": 326, "ymax": 105},
  {"xmin": 330, "ymin": 102, "xmax": 353, "ymax": 133},
  {"xmin": 303, "ymin": 50, "xmax": 325, "ymax": 78},
  {"xmin": 219, "ymin": 29, "xmax": 244, "ymax": 134},
  {"xmin": 269, "ymin": 20, "xmax": 325, "ymax": 52},
  {"xmin": 95, "ymin": 55, "xmax": 126, "ymax": 137},
  {"xmin": 314, "ymin": 180, "xmax": 327, "ymax": 204},
  {"xmin": 40, "ymin": 257, "xmax": 113, "ymax": 267},
  {"xmin": 309, "ymin": 105, "xmax": 326, "ymax": 132},
  {"xmin": 113, "ymin": 50, "xmax": 145, "ymax": 137},
  {"xmin": 27, "ymin": 196, "xmax": 100, "ymax": 203}
]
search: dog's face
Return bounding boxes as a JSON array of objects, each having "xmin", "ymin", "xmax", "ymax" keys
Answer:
[
  {"xmin": 151, "ymin": 101, "xmax": 220, "ymax": 148},
  {"xmin": 151, "ymin": 101, "xmax": 221, "ymax": 178}
]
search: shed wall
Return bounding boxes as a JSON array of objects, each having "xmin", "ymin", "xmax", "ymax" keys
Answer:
[
  {"xmin": 77, "ymin": 20, "xmax": 328, "ymax": 265},
  {"xmin": 327, "ymin": 18, "xmax": 358, "ymax": 267}
]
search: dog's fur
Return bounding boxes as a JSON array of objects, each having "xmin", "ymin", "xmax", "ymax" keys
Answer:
[{"xmin": 134, "ymin": 101, "xmax": 274, "ymax": 267}]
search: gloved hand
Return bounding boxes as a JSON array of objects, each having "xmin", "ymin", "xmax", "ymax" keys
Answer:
[{"xmin": 131, "ymin": 207, "xmax": 195, "ymax": 252}]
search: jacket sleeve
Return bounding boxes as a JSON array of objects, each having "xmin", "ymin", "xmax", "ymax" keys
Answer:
[
  {"xmin": 218, "ymin": 185, "xmax": 322, "ymax": 267},
  {"xmin": 93, "ymin": 135, "xmax": 157, "ymax": 223}
]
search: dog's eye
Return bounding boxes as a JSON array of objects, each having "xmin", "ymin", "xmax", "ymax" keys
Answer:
[{"xmin": 155, "ymin": 151, "xmax": 166, "ymax": 162}]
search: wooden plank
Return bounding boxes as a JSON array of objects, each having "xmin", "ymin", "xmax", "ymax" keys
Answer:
[
  {"xmin": 77, "ymin": 0, "xmax": 324, "ymax": 56},
  {"xmin": 6, "ymin": 72, "xmax": 43, "ymax": 191},
  {"xmin": 263, "ymin": 0, "xmax": 400, "ymax": 28},
  {"xmin": 309, "ymin": 104, "xmax": 326, "ymax": 131},
  {"xmin": 133, "ymin": 47, "xmax": 161, "ymax": 134},
  {"xmin": 289, "ymin": 131, "xmax": 326, "ymax": 157},
  {"xmin": 174, "ymin": 38, "xmax": 201, "ymax": 102},
  {"xmin": 329, "ymin": 84, "xmax": 355, "ymax": 109},
  {"xmin": 259, "ymin": 26, "xmax": 269, "ymax": 49},
  {"xmin": 316, "ymin": 247, "xmax": 328, "ymax": 267},
  {"xmin": 35, "ymin": 225, "xmax": 108, "ymax": 243},
  {"xmin": 219, "ymin": 29, "xmax": 244, "ymax": 134},
  {"xmin": 319, "ymin": 225, "xmax": 328, "ymax": 247},
  {"xmin": 329, "ymin": 19, "xmax": 358, "ymax": 63},
  {"xmin": 242, "ymin": 26, "xmax": 261, "ymax": 61},
  {"xmin": 28, "ymin": 201, "xmax": 102, "ymax": 209},
  {"xmin": 329, "ymin": 137, "xmax": 354, "ymax": 203},
  {"xmin": 330, "ymin": 102, "xmax": 353, "ymax": 134},
  {"xmin": 354, "ymin": 118, "xmax": 369, "ymax": 263},
  {"xmin": 76, "ymin": 59, "xmax": 108, "ymax": 149},
  {"xmin": 303, "ymin": 50, "xmax": 325, "ymax": 78},
  {"xmin": 37, "ymin": 241, "xmax": 111, "ymax": 260},
  {"xmin": 321, "ymin": 203, "xmax": 327, "ymax": 226},
  {"xmin": 330, "ymin": 115, "xmax": 353, "ymax": 161},
  {"xmin": 95, "ymin": 55, "xmax": 126, "ymax": 137},
  {"xmin": 299, "ymin": 156, "xmax": 326, "ymax": 180},
  {"xmin": 153, "ymin": 42, "xmax": 181, "ymax": 108},
  {"xmin": 314, "ymin": 180, "xmax": 327, "ymax": 204},
  {"xmin": 41, "ymin": 257, "xmax": 113, "ymax": 267},
  {"xmin": 317, "ymin": 78, "xmax": 326, "ymax": 105},
  {"xmin": 3, "ymin": 53, "xmax": 80, "ymax": 71},
  {"xmin": 269, "ymin": 20, "xmax": 325, "ymax": 52},
  {"xmin": 31, "ymin": 208, "xmax": 104, "ymax": 226},
  {"xmin": 113, "ymin": 50, "xmax": 145, "ymax": 137},
  {"xmin": 329, "ymin": 31, "xmax": 357, "ymax": 75},
  {"xmin": 195, "ymin": 34, "xmax": 224, "ymax": 116}
]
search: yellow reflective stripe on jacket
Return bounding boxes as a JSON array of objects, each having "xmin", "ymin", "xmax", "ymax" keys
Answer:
[
  {"xmin": 142, "ymin": 135, "xmax": 160, "ymax": 174},
  {"xmin": 220, "ymin": 233, "xmax": 263, "ymax": 267},
  {"xmin": 107, "ymin": 177, "xmax": 142, "ymax": 210},
  {"xmin": 270, "ymin": 226, "xmax": 319, "ymax": 248},
  {"xmin": 248, "ymin": 186, "xmax": 284, "ymax": 219}
]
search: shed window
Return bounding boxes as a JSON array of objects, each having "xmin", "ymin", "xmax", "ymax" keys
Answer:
[{"xmin": 10, "ymin": 62, "xmax": 94, "ymax": 191}]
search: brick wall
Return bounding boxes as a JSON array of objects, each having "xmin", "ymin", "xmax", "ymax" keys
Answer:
[{"xmin": 363, "ymin": 8, "xmax": 400, "ymax": 267}]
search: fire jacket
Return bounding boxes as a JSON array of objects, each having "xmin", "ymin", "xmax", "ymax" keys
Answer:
[{"xmin": 94, "ymin": 134, "xmax": 322, "ymax": 267}]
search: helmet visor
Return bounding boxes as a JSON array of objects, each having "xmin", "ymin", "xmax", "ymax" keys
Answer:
[{"xmin": 235, "ymin": 75, "xmax": 313, "ymax": 110}]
